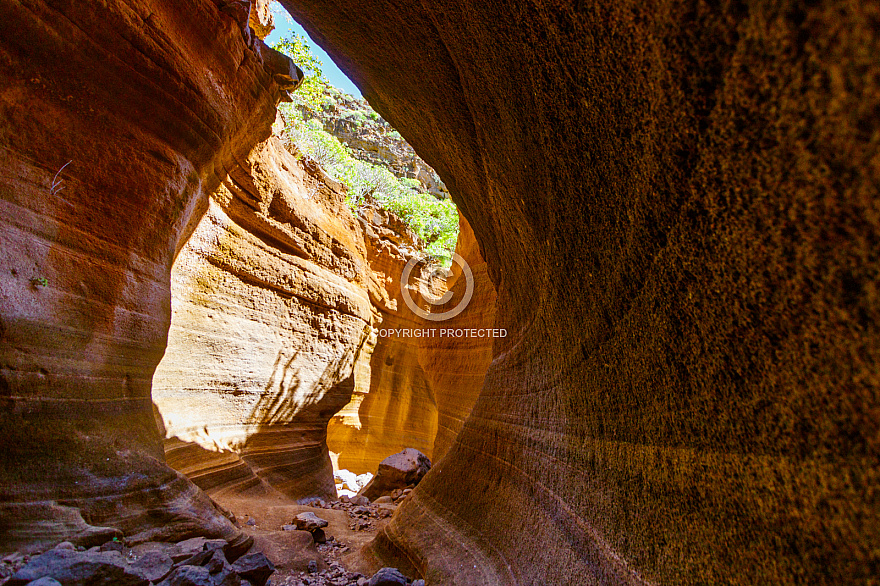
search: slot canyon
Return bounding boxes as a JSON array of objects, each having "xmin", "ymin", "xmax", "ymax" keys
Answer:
[{"xmin": 0, "ymin": 1, "xmax": 877, "ymax": 585}]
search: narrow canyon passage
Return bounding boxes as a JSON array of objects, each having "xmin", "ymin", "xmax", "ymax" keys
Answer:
[{"xmin": 0, "ymin": 1, "xmax": 878, "ymax": 585}]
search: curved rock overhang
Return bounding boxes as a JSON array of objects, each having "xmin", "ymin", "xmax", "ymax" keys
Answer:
[{"xmin": 281, "ymin": 1, "xmax": 880, "ymax": 584}]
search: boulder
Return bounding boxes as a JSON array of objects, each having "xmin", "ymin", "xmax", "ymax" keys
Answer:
[
  {"xmin": 28, "ymin": 579, "xmax": 63, "ymax": 586},
  {"xmin": 242, "ymin": 529, "xmax": 322, "ymax": 573},
  {"xmin": 157, "ymin": 565, "xmax": 214, "ymax": 586},
  {"xmin": 291, "ymin": 512, "xmax": 329, "ymax": 532},
  {"xmin": 357, "ymin": 449, "xmax": 431, "ymax": 501},
  {"xmin": 128, "ymin": 550, "xmax": 173, "ymax": 582}
]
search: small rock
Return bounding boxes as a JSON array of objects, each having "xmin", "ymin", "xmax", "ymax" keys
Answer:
[
  {"xmin": 175, "ymin": 548, "xmax": 216, "ymax": 568},
  {"xmin": 246, "ymin": 518, "xmax": 257, "ymax": 526},
  {"xmin": 282, "ymin": 524, "xmax": 298, "ymax": 531},
  {"xmin": 129, "ymin": 550, "xmax": 173, "ymax": 582},
  {"xmin": 373, "ymin": 496, "xmax": 393, "ymax": 504},
  {"xmin": 53, "ymin": 542, "xmax": 76, "ymax": 551},
  {"xmin": 308, "ymin": 559, "xmax": 318, "ymax": 574},
  {"xmin": 201, "ymin": 549, "xmax": 229, "ymax": 574},
  {"xmin": 230, "ymin": 552, "xmax": 275, "ymax": 586},
  {"xmin": 292, "ymin": 512, "xmax": 329, "ymax": 532},
  {"xmin": 350, "ymin": 495, "xmax": 370, "ymax": 506},
  {"xmin": 27, "ymin": 578, "xmax": 63, "ymax": 586},
  {"xmin": 203, "ymin": 539, "xmax": 227, "ymax": 552},
  {"xmin": 156, "ymin": 564, "xmax": 213, "ymax": 586},
  {"xmin": 7, "ymin": 549, "xmax": 147, "ymax": 586},
  {"xmin": 2, "ymin": 552, "xmax": 26, "ymax": 564},
  {"xmin": 367, "ymin": 567, "xmax": 408, "ymax": 586},
  {"xmin": 357, "ymin": 578, "xmax": 368, "ymax": 586},
  {"xmin": 169, "ymin": 538, "xmax": 208, "ymax": 563},
  {"xmin": 412, "ymin": 581, "xmax": 425, "ymax": 586}
]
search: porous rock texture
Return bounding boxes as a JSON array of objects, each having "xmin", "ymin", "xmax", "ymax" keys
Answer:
[
  {"xmin": 0, "ymin": 0, "xmax": 299, "ymax": 551},
  {"xmin": 153, "ymin": 137, "xmax": 373, "ymax": 502},
  {"xmin": 284, "ymin": 1, "xmax": 880, "ymax": 584},
  {"xmin": 248, "ymin": 0, "xmax": 274, "ymax": 40}
]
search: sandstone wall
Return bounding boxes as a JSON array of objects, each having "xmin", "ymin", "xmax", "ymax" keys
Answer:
[
  {"xmin": 419, "ymin": 214, "xmax": 496, "ymax": 462},
  {"xmin": 153, "ymin": 137, "xmax": 373, "ymax": 502},
  {"xmin": 283, "ymin": 1, "xmax": 880, "ymax": 584},
  {"xmin": 0, "ymin": 0, "xmax": 297, "ymax": 551},
  {"xmin": 327, "ymin": 207, "xmax": 440, "ymax": 474}
]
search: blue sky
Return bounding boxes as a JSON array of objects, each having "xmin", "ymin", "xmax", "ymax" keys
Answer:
[{"xmin": 265, "ymin": 5, "xmax": 362, "ymax": 97}]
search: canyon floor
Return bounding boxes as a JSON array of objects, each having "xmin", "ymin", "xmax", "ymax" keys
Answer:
[{"xmin": 218, "ymin": 493, "xmax": 399, "ymax": 585}]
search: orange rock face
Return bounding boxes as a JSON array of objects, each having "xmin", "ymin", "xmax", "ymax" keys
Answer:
[
  {"xmin": 285, "ymin": 1, "xmax": 880, "ymax": 584},
  {"xmin": 153, "ymin": 137, "xmax": 373, "ymax": 502},
  {"xmin": 327, "ymin": 207, "xmax": 441, "ymax": 474},
  {"xmin": 419, "ymin": 214, "xmax": 496, "ymax": 462},
  {"xmin": 0, "ymin": 0, "xmax": 297, "ymax": 550}
]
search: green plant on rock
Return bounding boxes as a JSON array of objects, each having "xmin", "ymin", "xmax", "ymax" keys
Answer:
[
  {"xmin": 271, "ymin": 35, "xmax": 458, "ymax": 260},
  {"xmin": 273, "ymin": 33, "xmax": 327, "ymax": 113}
]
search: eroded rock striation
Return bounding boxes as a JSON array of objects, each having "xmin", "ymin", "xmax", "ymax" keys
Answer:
[
  {"xmin": 153, "ymin": 137, "xmax": 373, "ymax": 502},
  {"xmin": 284, "ymin": 1, "xmax": 880, "ymax": 584},
  {"xmin": 327, "ymin": 206, "xmax": 441, "ymax": 474},
  {"xmin": 153, "ymin": 135, "xmax": 470, "ymax": 497},
  {"xmin": 418, "ymin": 214, "xmax": 496, "ymax": 462},
  {"xmin": 0, "ymin": 0, "xmax": 299, "ymax": 551}
]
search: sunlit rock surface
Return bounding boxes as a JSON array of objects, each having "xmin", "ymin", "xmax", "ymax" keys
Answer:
[
  {"xmin": 153, "ymin": 137, "xmax": 373, "ymax": 501},
  {"xmin": 0, "ymin": 0, "xmax": 298, "ymax": 551},
  {"xmin": 285, "ymin": 1, "xmax": 880, "ymax": 584},
  {"xmin": 327, "ymin": 206, "xmax": 440, "ymax": 474},
  {"xmin": 419, "ymin": 214, "xmax": 496, "ymax": 462}
]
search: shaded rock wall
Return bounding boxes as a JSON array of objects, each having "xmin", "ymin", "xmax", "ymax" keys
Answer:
[
  {"xmin": 0, "ymin": 0, "xmax": 297, "ymax": 551},
  {"xmin": 153, "ymin": 137, "xmax": 373, "ymax": 502},
  {"xmin": 283, "ymin": 1, "xmax": 880, "ymax": 584},
  {"xmin": 419, "ymin": 214, "xmax": 496, "ymax": 462}
]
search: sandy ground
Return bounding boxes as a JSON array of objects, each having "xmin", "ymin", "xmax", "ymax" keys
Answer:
[{"xmin": 215, "ymin": 493, "xmax": 389, "ymax": 584}]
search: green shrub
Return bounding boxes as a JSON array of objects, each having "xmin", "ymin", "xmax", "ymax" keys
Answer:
[
  {"xmin": 400, "ymin": 177, "xmax": 422, "ymax": 191},
  {"xmin": 272, "ymin": 37, "xmax": 458, "ymax": 259},
  {"xmin": 273, "ymin": 33, "xmax": 327, "ymax": 113}
]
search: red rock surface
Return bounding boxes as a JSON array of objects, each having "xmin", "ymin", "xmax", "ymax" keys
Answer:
[
  {"xmin": 0, "ymin": 0, "xmax": 297, "ymax": 551},
  {"xmin": 285, "ymin": 1, "xmax": 880, "ymax": 584},
  {"xmin": 1, "ymin": 1, "xmax": 876, "ymax": 583}
]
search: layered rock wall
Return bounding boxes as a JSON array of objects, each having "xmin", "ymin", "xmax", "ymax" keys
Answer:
[
  {"xmin": 0, "ymin": 0, "xmax": 298, "ymax": 551},
  {"xmin": 284, "ymin": 1, "xmax": 880, "ymax": 584},
  {"xmin": 419, "ymin": 214, "xmax": 496, "ymax": 462},
  {"xmin": 327, "ymin": 207, "xmax": 441, "ymax": 474},
  {"xmin": 153, "ymin": 137, "xmax": 373, "ymax": 502}
]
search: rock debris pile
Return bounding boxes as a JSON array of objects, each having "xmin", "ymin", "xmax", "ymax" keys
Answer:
[{"xmin": 1, "ymin": 536, "xmax": 271, "ymax": 586}]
